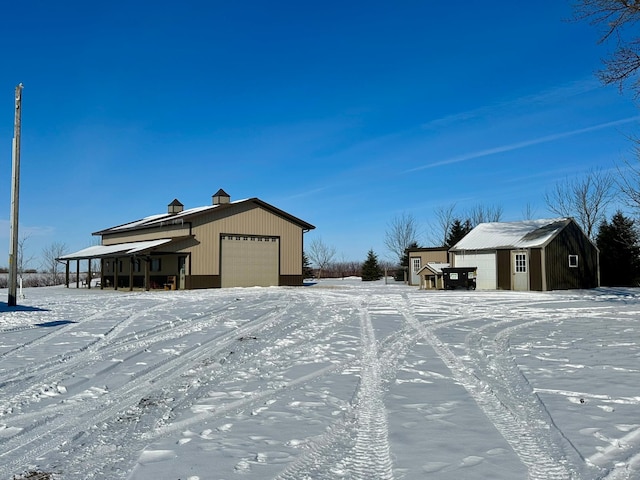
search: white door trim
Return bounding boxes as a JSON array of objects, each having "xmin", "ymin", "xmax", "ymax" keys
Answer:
[{"xmin": 511, "ymin": 250, "xmax": 529, "ymax": 291}]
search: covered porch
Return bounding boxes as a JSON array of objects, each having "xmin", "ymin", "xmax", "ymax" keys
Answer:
[{"xmin": 57, "ymin": 238, "xmax": 190, "ymax": 291}]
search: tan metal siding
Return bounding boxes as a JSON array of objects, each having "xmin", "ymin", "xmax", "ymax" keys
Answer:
[
  {"xmin": 189, "ymin": 204, "xmax": 303, "ymax": 277},
  {"xmin": 96, "ymin": 202, "xmax": 307, "ymax": 288},
  {"xmin": 407, "ymin": 249, "xmax": 449, "ymax": 286},
  {"xmin": 101, "ymin": 225, "xmax": 191, "ymax": 245}
]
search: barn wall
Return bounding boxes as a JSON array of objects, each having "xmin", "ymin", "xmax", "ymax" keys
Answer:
[
  {"xmin": 408, "ymin": 249, "xmax": 449, "ymax": 286},
  {"xmin": 529, "ymin": 248, "xmax": 543, "ymax": 291},
  {"xmin": 496, "ymin": 250, "xmax": 511, "ymax": 290},
  {"xmin": 98, "ymin": 202, "xmax": 307, "ymax": 288},
  {"xmin": 189, "ymin": 203, "xmax": 303, "ymax": 278},
  {"xmin": 545, "ymin": 222, "xmax": 599, "ymax": 290},
  {"xmin": 101, "ymin": 225, "xmax": 191, "ymax": 245}
]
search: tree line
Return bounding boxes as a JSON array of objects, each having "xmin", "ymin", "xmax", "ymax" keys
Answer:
[
  {"xmin": 0, "ymin": 239, "xmax": 82, "ymax": 288},
  {"xmin": 306, "ymin": 165, "xmax": 640, "ymax": 286}
]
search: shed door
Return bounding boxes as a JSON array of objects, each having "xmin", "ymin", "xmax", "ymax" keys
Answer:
[
  {"xmin": 410, "ymin": 257, "xmax": 421, "ymax": 285},
  {"xmin": 221, "ymin": 235, "xmax": 279, "ymax": 288},
  {"xmin": 453, "ymin": 251, "xmax": 496, "ymax": 289},
  {"xmin": 512, "ymin": 251, "xmax": 529, "ymax": 291}
]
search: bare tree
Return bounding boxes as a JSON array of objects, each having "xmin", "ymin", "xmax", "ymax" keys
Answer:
[
  {"xmin": 618, "ymin": 147, "xmax": 640, "ymax": 215},
  {"xmin": 384, "ymin": 213, "xmax": 419, "ymax": 264},
  {"xmin": 41, "ymin": 241, "xmax": 68, "ymax": 285},
  {"xmin": 431, "ymin": 203, "xmax": 457, "ymax": 247},
  {"xmin": 574, "ymin": 0, "xmax": 640, "ymax": 96},
  {"xmin": 467, "ymin": 204, "xmax": 503, "ymax": 227},
  {"xmin": 544, "ymin": 169, "xmax": 615, "ymax": 239},
  {"xmin": 307, "ymin": 238, "xmax": 336, "ymax": 279},
  {"xmin": 521, "ymin": 202, "xmax": 538, "ymax": 220},
  {"xmin": 17, "ymin": 235, "xmax": 36, "ymax": 277}
]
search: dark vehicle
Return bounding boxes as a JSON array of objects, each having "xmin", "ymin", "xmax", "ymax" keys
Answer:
[{"xmin": 442, "ymin": 267, "xmax": 477, "ymax": 290}]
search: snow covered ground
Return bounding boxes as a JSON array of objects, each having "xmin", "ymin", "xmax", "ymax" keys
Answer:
[{"xmin": 1, "ymin": 279, "xmax": 639, "ymax": 480}]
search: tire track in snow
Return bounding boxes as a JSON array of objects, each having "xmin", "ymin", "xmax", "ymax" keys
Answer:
[
  {"xmin": 463, "ymin": 308, "xmax": 602, "ymax": 479},
  {"xmin": 271, "ymin": 293, "xmax": 419, "ymax": 480},
  {"xmin": 463, "ymin": 303, "xmax": 640, "ymax": 480},
  {"xmin": 0, "ymin": 291, "xmax": 255, "ymax": 419},
  {"xmin": 0, "ymin": 297, "xmax": 178, "ymax": 415},
  {"xmin": 396, "ymin": 293, "xmax": 579, "ymax": 480},
  {"xmin": 0, "ymin": 297, "xmax": 125, "ymax": 362},
  {"xmin": 0, "ymin": 294, "xmax": 296, "ymax": 478},
  {"xmin": 63, "ymin": 290, "xmax": 373, "ymax": 479},
  {"xmin": 348, "ymin": 301, "xmax": 394, "ymax": 480}
]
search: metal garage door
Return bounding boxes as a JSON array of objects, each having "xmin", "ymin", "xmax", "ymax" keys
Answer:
[
  {"xmin": 221, "ymin": 235, "xmax": 279, "ymax": 287},
  {"xmin": 452, "ymin": 251, "xmax": 497, "ymax": 290}
]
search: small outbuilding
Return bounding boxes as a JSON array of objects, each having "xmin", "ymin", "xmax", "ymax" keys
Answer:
[
  {"xmin": 407, "ymin": 247, "xmax": 449, "ymax": 286},
  {"xmin": 416, "ymin": 262, "xmax": 449, "ymax": 290},
  {"xmin": 59, "ymin": 189, "xmax": 315, "ymax": 290},
  {"xmin": 449, "ymin": 217, "xmax": 599, "ymax": 291}
]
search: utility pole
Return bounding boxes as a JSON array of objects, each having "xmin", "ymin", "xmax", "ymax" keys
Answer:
[{"xmin": 8, "ymin": 83, "xmax": 23, "ymax": 307}]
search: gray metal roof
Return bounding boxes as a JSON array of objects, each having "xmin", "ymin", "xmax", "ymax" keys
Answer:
[
  {"xmin": 450, "ymin": 218, "xmax": 571, "ymax": 251},
  {"xmin": 93, "ymin": 198, "xmax": 315, "ymax": 236},
  {"xmin": 58, "ymin": 238, "xmax": 174, "ymax": 260}
]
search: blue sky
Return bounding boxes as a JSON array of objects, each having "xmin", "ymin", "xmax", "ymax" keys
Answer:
[{"xmin": 1, "ymin": 1, "xmax": 638, "ymax": 267}]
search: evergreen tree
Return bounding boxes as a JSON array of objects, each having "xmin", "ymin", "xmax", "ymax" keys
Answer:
[
  {"xmin": 302, "ymin": 252, "xmax": 314, "ymax": 279},
  {"xmin": 445, "ymin": 219, "xmax": 472, "ymax": 248},
  {"xmin": 361, "ymin": 249, "xmax": 383, "ymax": 281},
  {"xmin": 596, "ymin": 211, "xmax": 640, "ymax": 286},
  {"xmin": 394, "ymin": 241, "xmax": 418, "ymax": 281}
]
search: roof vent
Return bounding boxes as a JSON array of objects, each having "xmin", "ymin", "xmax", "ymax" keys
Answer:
[
  {"xmin": 212, "ymin": 189, "xmax": 231, "ymax": 205},
  {"xmin": 168, "ymin": 198, "xmax": 184, "ymax": 215}
]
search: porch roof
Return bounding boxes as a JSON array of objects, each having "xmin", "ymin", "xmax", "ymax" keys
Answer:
[{"xmin": 58, "ymin": 238, "xmax": 176, "ymax": 261}]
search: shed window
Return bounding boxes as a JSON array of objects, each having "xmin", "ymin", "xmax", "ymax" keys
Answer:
[{"xmin": 569, "ymin": 255, "xmax": 578, "ymax": 268}]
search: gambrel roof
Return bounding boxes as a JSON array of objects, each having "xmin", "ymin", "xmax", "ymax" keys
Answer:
[{"xmin": 450, "ymin": 218, "xmax": 573, "ymax": 251}]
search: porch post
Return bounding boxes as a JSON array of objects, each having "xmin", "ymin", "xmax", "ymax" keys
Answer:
[
  {"xmin": 100, "ymin": 258, "xmax": 105, "ymax": 289},
  {"xmin": 76, "ymin": 259, "xmax": 80, "ymax": 288},
  {"xmin": 87, "ymin": 259, "xmax": 92, "ymax": 289},
  {"xmin": 129, "ymin": 257, "xmax": 134, "ymax": 291},
  {"xmin": 65, "ymin": 261, "xmax": 70, "ymax": 288},
  {"xmin": 145, "ymin": 257, "xmax": 150, "ymax": 291},
  {"xmin": 114, "ymin": 257, "xmax": 119, "ymax": 290}
]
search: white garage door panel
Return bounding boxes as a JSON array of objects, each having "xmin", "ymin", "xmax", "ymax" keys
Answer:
[
  {"xmin": 453, "ymin": 251, "xmax": 496, "ymax": 290},
  {"xmin": 221, "ymin": 236, "xmax": 279, "ymax": 287}
]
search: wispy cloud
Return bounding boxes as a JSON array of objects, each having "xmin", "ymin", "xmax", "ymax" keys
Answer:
[
  {"xmin": 0, "ymin": 220, "xmax": 55, "ymax": 239},
  {"xmin": 422, "ymin": 78, "xmax": 601, "ymax": 130},
  {"xmin": 406, "ymin": 116, "xmax": 640, "ymax": 172},
  {"xmin": 277, "ymin": 187, "xmax": 330, "ymax": 202}
]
